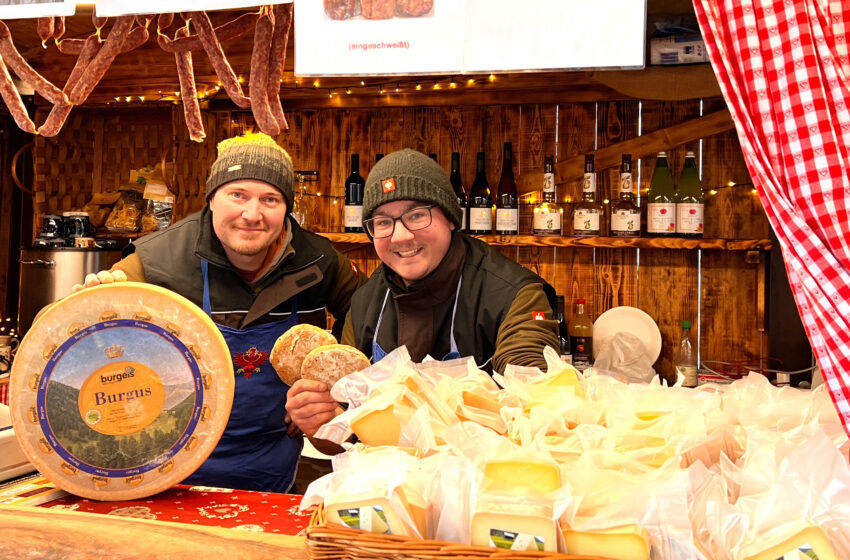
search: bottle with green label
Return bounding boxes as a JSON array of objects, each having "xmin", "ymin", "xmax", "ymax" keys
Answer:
[
  {"xmin": 646, "ymin": 151, "xmax": 676, "ymax": 236},
  {"xmin": 676, "ymin": 151, "xmax": 704, "ymax": 237}
]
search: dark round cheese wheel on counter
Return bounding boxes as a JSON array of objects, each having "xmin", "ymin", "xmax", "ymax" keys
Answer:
[{"xmin": 9, "ymin": 282, "xmax": 234, "ymax": 501}]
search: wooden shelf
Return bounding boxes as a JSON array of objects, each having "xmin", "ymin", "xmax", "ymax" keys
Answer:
[{"xmin": 319, "ymin": 233, "xmax": 772, "ymax": 251}]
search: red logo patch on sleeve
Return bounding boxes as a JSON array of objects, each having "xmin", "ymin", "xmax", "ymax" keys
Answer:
[
  {"xmin": 382, "ymin": 177, "xmax": 396, "ymax": 193},
  {"xmin": 532, "ymin": 311, "xmax": 545, "ymax": 321},
  {"xmin": 351, "ymin": 262, "xmax": 358, "ymax": 275}
]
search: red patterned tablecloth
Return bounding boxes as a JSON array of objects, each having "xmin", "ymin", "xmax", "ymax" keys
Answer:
[{"xmin": 38, "ymin": 485, "xmax": 315, "ymax": 536}]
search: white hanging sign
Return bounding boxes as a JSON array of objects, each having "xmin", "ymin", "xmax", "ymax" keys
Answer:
[
  {"xmin": 295, "ymin": 0, "xmax": 644, "ymax": 76},
  {"xmin": 294, "ymin": 0, "xmax": 464, "ymax": 76},
  {"xmin": 0, "ymin": 0, "xmax": 75, "ymax": 21}
]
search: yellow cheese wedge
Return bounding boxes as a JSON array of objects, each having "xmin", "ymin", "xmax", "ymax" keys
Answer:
[
  {"xmin": 471, "ymin": 509, "xmax": 558, "ymax": 552},
  {"xmin": 741, "ymin": 525, "xmax": 838, "ymax": 560},
  {"xmin": 351, "ymin": 404, "xmax": 401, "ymax": 447},
  {"xmin": 461, "ymin": 390, "xmax": 503, "ymax": 414},
  {"xmin": 562, "ymin": 524, "xmax": 650, "ymax": 560},
  {"xmin": 483, "ymin": 460, "xmax": 561, "ymax": 494}
]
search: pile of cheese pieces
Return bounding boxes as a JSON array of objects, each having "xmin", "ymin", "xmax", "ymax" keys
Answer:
[{"xmin": 303, "ymin": 347, "xmax": 850, "ymax": 560}]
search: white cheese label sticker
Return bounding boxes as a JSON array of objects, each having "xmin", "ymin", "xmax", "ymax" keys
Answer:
[
  {"xmin": 489, "ymin": 529, "xmax": 544, "ymax": 551},
  {"xmin": 337, "ymin": 507, "xmax": 391, "ymax": 534}
]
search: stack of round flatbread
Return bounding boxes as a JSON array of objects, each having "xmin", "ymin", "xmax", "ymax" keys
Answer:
[{"xmin": 270, "ymin": 324, "xmax": 370, "ymax": 388}]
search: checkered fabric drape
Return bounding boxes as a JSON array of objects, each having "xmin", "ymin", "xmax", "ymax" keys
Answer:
[{"xmin": 693, "ymin": 0, "xmax": 850, "ymax": 436}]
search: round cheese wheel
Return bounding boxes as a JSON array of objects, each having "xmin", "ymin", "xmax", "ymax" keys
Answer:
[
  {"xmin": 300, "ymin": 344, "xmax": 371, "ymax": 389},
  {"xmin": 269, "ymin": 324, "xmax": 336, "ymax": 386},
  {"xmin": 9, "ymin": 282, "xmax": 234, "ymax": 501}
]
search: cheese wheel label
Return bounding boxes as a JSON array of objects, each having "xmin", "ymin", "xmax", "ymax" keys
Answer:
[
  {"xmin": 37, "ymin": 319, "xmax": 203, "ymax": 477},
  {"xmin": 78, "ymin": 360, "xmax": 166, "ymax": 436}
]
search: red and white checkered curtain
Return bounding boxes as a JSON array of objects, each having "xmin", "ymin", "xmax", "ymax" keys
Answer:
[{"xmin": 693, "ymin": 0, "xmax": 850, "ymax": 435}]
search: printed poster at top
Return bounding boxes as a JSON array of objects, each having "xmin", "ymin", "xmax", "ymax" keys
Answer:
[
  {"xmin": 464, "ymin": 0, "xmax": 646, "ymax": 72},
  {"xmin": 0, "ymin": 0, "xmax": 75, "ymax": 21},
  {"xmin": 94, "ymin": 0, "xmax": 291, "ymax": 18},
  {"xmin": 294, "ymin": 0, "xmax": 464, "ymax": 76}
]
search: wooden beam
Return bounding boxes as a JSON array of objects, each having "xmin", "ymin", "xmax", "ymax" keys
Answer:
[
  {"xmin": 0, "ymin": 505, "xmax": 308, "ymax": 559},
  {"xmin": 517, "ymin": 109, "xmax": 735, "ymax": 194}
]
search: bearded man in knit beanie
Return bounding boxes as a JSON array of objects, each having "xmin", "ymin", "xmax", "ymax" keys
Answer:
[
  {"xmin": 73, "ymin": 132, "xmax": 365, "ymax": 493},
  {"xmin": 287, "ymin": 149, "xmax": 559, "ymax": 444}
]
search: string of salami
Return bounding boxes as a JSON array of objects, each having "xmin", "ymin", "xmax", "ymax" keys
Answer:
[{"xmin": 0, "ymin": 6, "xmax": 293, "ymax": 140}]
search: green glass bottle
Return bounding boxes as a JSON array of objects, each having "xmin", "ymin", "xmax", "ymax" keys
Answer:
[
  {"xmin": 675, "ymin": 151, "xmax": 704, "ymax": 238},
  {"xmin": 646, "ymin": 151, "xmax": 676, "ymax": 236}
]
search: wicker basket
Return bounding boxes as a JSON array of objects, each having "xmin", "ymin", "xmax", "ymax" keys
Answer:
[{"xmin": 305, "ymin": 505, "xmax": 616, "ymax": 560}]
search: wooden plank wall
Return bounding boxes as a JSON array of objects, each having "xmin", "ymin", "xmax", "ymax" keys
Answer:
[{"xmin": 27, "ymin": 98, "xmax": 769, "ymax": 379}]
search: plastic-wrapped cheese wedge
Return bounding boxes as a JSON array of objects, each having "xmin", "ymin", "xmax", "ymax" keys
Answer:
[
  {"xmin": 9, "ymin": 282, "xmax": 233, "ymax": 501},
  {"xmin": 350, "ymin": 390, "xmax": 418, "ymax": 447},
  {"xmin": 471, "ymin": 499, "xmax": 558, "ymax": 552},
  {"xmin": 562, "ymin": 524, "xmax": 651, "ymax": 560},
  {"xmin": 740, "ymin": 524, "xmax": 838, "ymax": 560},
  {"xmin": 325, "ymin": 487, "xmax": 419, "ymax": 537}
]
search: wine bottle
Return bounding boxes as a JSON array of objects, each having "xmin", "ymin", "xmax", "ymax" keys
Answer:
[
  {"xmin": 610, "ymin": 154, "xmax": 641, "ymax": 237},
  {"xmin": 468, "ymin": 152, "xmax": 493, "ymax": 234},
  {"xmin": 495, "ymin": 142, "xmax": 519, "ymax": 235},
  {"xmin": 646, "ymin": 151, "xmax": 676, "ymax": 236},
  {"xmin": 450, "ymin": 152, "xmax": 468, "ymax": 232},
  {"xmin": 554, "ymin": 295, "xmax": 572, "ymax": 364},
  {"xmin": 675, "ymin": 151, "xmax": 704, "ymax": 238},
  {"xmin": 568, "ymin": 298, "xmax": 593, "ymax": 372},
  {"xmin": 573, "ymin": 154, "xmax": 602, "ymax": 237},
  {"xmin": 532, "ymin": 155, "xmax": 562, "ymax": 236},
  {"xmin": 344, "ymin": 153, "xmax": 365, "ymax": 233}
]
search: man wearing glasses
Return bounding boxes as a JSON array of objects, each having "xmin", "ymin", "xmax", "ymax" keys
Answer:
[{"xmin": 286, "ymin": 149, "xmax": 558, "ymax": 440}]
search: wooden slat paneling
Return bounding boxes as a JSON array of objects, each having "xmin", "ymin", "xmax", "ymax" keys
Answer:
[{"xmin": 595, "ymin": 100, "xmax": 641, "ymax": 315}]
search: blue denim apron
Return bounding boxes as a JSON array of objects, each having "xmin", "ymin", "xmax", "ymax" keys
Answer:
[
  {"xmin": 371, "ymin": 276, "xmax": 463, "ymax": 363},
  {"xmin": 183, "ymin": 260, "xmax": 303, "ymax": 493}
]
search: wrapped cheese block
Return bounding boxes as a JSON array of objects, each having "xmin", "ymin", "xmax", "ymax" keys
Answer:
[{"xmin": 9, "ymin": 282, "xmax": 233, "ymax": 501}]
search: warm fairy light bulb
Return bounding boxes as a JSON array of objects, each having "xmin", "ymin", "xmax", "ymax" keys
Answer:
[
  {"xmin": 751, "ymin": 188, "xmax": 758, "ymax": 194},
  {"xmin": 449, "ymin": 81, "xmax": 456, "ymax": 88},
  {"xmin": 395, "ymin": 84, "xmax": 400, "ymax": 92},
  {"xmin": 313, "ymin": 80, "xmax": 320, "ymax": 88},
  {"xmin": 238, "ymin": 76, "xmax": 245, "ymax": 83},
  {"xmin": 433, "ymin": 83, "xmax": 440, "ymax": 90},
  {"xmin": 727, "ymin": 180, "xmax": 735, "ymax": 187},
  {"xmin": 467, "ymin": 78, "xmax": 475, "ymax": 85},
  {"xmin": 139, "ymin": 96, "xmax": 144, "ymax": 101},
  {"xmin": 174, "ymin": 91, "xmax": 180, "ymax": 96},
  {"xmin": 125, "ymin": 96, "xmax": 131, "ymax": 102},
  {"xmin": 114, "ymin": 96, "xmax": 120, "ymax": 101},
  {"xmin": 328, "ymin": 90, "xmax": 333, "ymax": 98},
  {"xmin": 379, "ymin": 87, "xmax": 384, "ymax": 94},
  {"xmin": 488, "ymin": 74, "xmax": 496, "ymax": 81},
  {"xmin": 346, "ymin": 88, "xmax": 352, "ymax": 94},
  {"xmin": 603, "ymin": 199, "xmax": 610, "ymax": 204},
  {"xmin": 709, "ymin": 189, "xmax": 718, "ymax": 195},
  {"xmin": 360, "ymin": 80, "xmax": 365, "ymax": 86},
  {"xmin": 416, "ymin": 83, "xmax": 422, "ymax": 90}
]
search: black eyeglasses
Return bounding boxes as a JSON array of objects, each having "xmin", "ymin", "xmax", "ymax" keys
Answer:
[{"xmin": 363, "ymin": 205, "xmax": 436, "ymax": 238}]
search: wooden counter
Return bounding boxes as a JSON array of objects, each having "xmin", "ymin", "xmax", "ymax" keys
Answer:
[{"xmin": 0, "ymin": 504, "xmax": 308, "ymax": 559}]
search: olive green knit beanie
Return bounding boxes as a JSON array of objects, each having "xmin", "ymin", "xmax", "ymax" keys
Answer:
[
  {"xmin": 205, "ymin": 133, "xmax": 294, "ymax": 210},
  {"xmin": 362, "ymin": 149, "xmax": 463, "ymax": 228}
]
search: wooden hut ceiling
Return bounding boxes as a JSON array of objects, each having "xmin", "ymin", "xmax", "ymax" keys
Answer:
[{"xmin": 5, "ymin": 1, "xmax": 719, "ymax": 109}]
